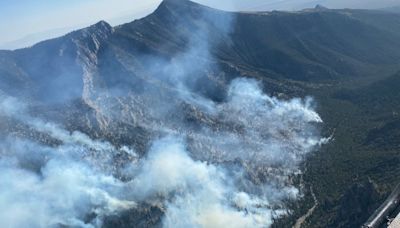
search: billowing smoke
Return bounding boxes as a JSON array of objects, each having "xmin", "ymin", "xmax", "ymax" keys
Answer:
[
  {"xmin": 129, "ymin": 137, "xmax": 272, "ymax": 227},
  {"xmin": 0, "ymin": 140, "xmax": 136, "ymax": 228},
  {"xmin": 0, "ymin": 2, "xmax": 328, "ymax": 228},
  {"xmin": 0, "ymin": 77, "xmax": 325, "ymax": 227},
  {"xmin": 0, "ymin": 95, "xmax": 138, "ymax": 227},
  {"xmin": 190, "ymin": 77, "xmax": 324, "ymax": 165}
]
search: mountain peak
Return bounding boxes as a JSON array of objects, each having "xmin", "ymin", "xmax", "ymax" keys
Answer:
[
  {"xmin": 156, "ymin": 0, "xmax": 207, "ymax": 12},
  {"xmin": 315, "ymin": 4, "xmax": 329, "ymax": 10},
  {"xmin": 162, "ymin": 0, "xmax": 192, "ymax": 4},
  {"xmin": 89, "ymin": 20, "xmax": 112, "ymax": 32},
  {"xmin": 151, "ymin": 0, "xmax": 223, "ymax": 20},
  {"xmin": 72, "ymin": 20, "xmax": 113, "ymax": 40}
]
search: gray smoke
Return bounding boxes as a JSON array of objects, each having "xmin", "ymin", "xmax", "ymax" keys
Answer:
[
  {"xmin": 0, "ymin": 77, "xmax": 326, "ymax": 227},
  {"xmin": 0, "ymin": 95, "xmax": 138, "ymax": 227},
  {"xmin": 129, "ymin": 137, "xmax": 272, "ymax": 227},
  {"xmin": 0, "ymin": 141, "xmax": 136, "ymax": 228}
]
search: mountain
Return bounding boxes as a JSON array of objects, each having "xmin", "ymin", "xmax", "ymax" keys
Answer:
[
  {"xmin": 382, "ymin": 5, "xmax": 400, "ymax": 14},
  {"xmin": 1, "ymin": 0, "xmax": 400, "ymax": 227}
]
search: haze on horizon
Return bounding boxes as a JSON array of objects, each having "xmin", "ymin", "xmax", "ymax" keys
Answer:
[{"xmin": 0, "ymin": 0, "xmax": 399, "ymax": 50}]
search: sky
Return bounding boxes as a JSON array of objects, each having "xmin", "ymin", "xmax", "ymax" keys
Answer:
[{"xmin": 0, "ymin": 0, "xmax": 399, "ymax": 49}]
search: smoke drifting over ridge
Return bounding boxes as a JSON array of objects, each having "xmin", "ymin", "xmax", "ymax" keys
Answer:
[
  {"xmin": 0, "ymin": 2, "xmax": 328, "ymax": 227},
  {"xmin": 0, "ymin": 79, "xmax": 325, "ymax": 227},
  {"xmin": 0, "ymin": 79, "xmax": 321, "ymax": 227}
]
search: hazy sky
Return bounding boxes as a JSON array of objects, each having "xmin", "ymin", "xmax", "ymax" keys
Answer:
[
  {"xmin": 0, "ymin": 0, "xmax": 399, "ymax": 49},
  {"xmin": 0, "ymin": 0, "xmax": 161, "ymax": 47}
]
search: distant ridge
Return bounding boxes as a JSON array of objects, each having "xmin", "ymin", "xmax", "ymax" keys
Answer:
[{"xmin": 381, "ymin": 5, "xmax": 400, "ymax": 13}]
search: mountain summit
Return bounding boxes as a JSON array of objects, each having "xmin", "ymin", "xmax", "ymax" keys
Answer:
[{"xmin": 315, "ymin": 4, "xmax": 329, "ymax": 10}]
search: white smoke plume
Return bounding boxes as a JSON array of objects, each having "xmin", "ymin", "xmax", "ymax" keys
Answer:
[
  {"xmin": 0, "ymin": 95, "xmax": 138, "ymax": 227},
  {"xmin": 0, "ymin": 148, "xmax": 136, "ymax": 228},
  {"xmin": 190, "ymin": 77, "xmax": 324, "ymax": 166},
  {"xmin": 0, "ymin": 76, "xmax": 326, "ymax": 227},
  {"xmin": 131, "ymin": 137, "xmax": 274, "ymax": 228}
]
